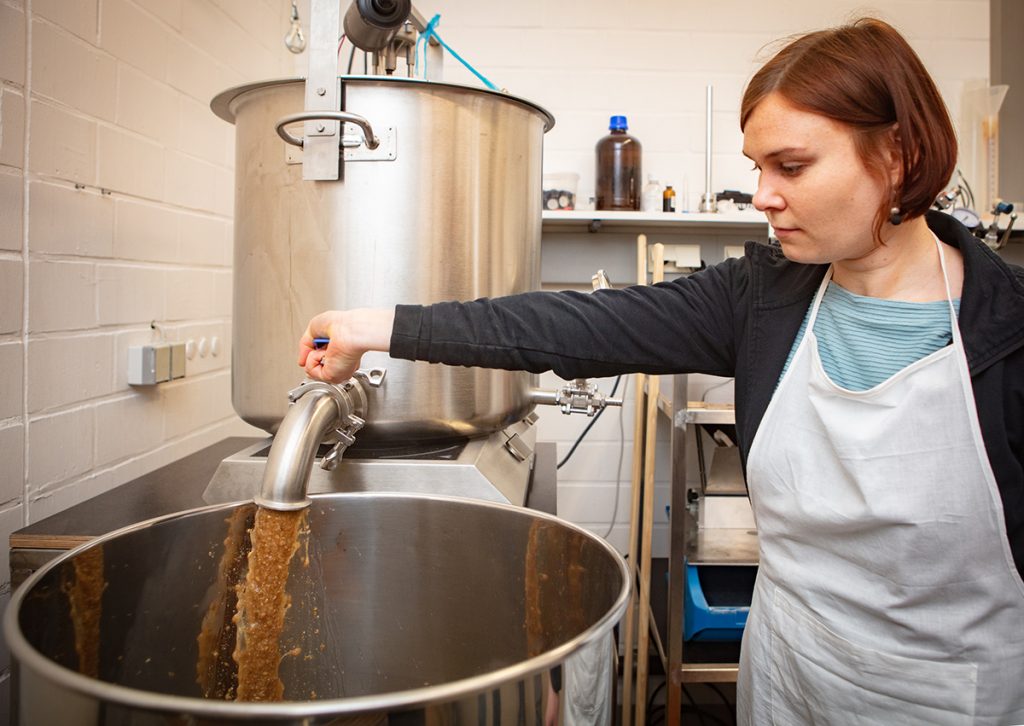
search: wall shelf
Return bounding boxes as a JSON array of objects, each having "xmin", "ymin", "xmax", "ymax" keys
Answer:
[
  {"xmin": 540, "ymin": 212, "xmax": 769, "ymax": 288},
  {"xmin": 542, "ymin": 209, "xmax": 769, "ymax": 232}
]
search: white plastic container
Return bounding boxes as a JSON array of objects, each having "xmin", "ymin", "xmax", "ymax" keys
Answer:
[
  {"xmin": 543, "ymin": 172, "xmax": 579, "ymax": 210},
  {"xmin": 641, "ymin": 175, "xmax": 664, "ymax": 212}
]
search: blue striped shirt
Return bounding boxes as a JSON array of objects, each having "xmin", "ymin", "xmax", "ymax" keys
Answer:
[{"xmin": 781, "ymin": 282, "xmax": 961, "ymax": 391}]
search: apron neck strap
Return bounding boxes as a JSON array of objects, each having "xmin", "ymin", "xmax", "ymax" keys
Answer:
[{"xmin": 932, "ymin": 233, "xmax": 962, "ymax": 343}]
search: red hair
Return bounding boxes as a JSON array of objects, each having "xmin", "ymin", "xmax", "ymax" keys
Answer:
[{"xmin": 741, "ymin": 18, "xmax": 957, "ymax": 239}]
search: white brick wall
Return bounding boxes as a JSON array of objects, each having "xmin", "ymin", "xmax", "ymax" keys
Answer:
[
  {"xmin": 0, "ymin": 343, "xmax": 23, "ymax": 419},
  {"xmin": 29, "ymin": 181, "xmax": 114, "ymax": 255},
  {"xmin": 0, "ymin": 0, "xmax": 289, "ymax": 687}
]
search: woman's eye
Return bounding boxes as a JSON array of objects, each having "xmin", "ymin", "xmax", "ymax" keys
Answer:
[{"xmin": 780, "ymin": 163, "xmax": 804, "ymax": 176}]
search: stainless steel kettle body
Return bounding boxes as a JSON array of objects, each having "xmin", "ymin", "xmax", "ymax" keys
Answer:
[
  {"xmin": 5, "ymin": 493, "xmax": 629, "ymax": 724},
  {"xmin": 215, "ymin": 78, "xmax": 553, "ymax": 441}
]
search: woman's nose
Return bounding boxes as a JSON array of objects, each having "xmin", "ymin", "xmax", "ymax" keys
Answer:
[{"xmin": 753, "ymin": 177, "xmax": 784, "ymax": 212}]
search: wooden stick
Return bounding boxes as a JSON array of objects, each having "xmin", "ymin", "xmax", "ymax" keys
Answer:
[
  {"xmin": 634, "ymin": 242, "xmax": 664, "ymax": 726},
  {"xmin": 621, "ymin": 234, "xmax": 648, "ymax": 726}
]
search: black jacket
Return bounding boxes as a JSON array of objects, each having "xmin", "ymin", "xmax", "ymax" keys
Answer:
[{"xmin": 391, "ymin": 212, "xmax": 1024, "ymax": 578}]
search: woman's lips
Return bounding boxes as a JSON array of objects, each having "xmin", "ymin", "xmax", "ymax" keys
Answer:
[{"xmin": 773, "ymin": 226, "xmax": 800, "ymax": 238}]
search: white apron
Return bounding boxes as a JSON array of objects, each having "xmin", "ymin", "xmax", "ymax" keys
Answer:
[{"xmin": 738, "ymin": 239, "xmax": 1024, "ymax": 725}]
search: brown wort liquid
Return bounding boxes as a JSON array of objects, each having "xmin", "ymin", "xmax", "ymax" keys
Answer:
[
  {"xmin": 64, "ymin": 545, "xmax": 105, "ymax": 678},
  {"xmin": 196, "ymin": 508, "xmax": 250, "ymax": 699},
  {"xmin": 231, "ymin": 506, "xmax": 308, "ymax": 701}
]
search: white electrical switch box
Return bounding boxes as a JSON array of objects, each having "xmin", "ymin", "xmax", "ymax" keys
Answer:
[
  {"xmin": 128, "ymin": 344, "xmax": 172, "ymax": 386},
  {"xmin": 657, "ymin": 244, "xmax": 702, "ymax": 273},
  {"xmin": 169, "ymin": 342, "xmax": 186, "ymax": 380}
]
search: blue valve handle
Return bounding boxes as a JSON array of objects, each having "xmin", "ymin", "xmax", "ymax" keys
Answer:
[{"xmin": 313, "ymin": 337, "xmax": 330, "ymax": 349}]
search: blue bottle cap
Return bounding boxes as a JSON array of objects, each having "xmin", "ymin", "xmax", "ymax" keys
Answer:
[{"xmin": 609, "ymin": 115, "xmax": 628, "ymax": 131}]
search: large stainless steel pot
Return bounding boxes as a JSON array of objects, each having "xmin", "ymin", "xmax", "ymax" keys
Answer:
[
  {"xmin": 212, "ymin": 78, "xmax": 554, "ymax": 441},
  {"xmin": 5, "ymin": 493, "xmax": 629, "ymax": 724}
]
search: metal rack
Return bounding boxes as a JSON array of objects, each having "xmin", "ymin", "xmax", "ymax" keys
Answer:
[{"xmin": 664, "ymin": 380, "xmax": 755, "ymax": 724}]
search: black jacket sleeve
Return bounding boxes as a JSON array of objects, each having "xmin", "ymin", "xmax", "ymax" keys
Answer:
[{"xmin": 389, "ymin": 256, "xmax": 750, "ymax": 380}]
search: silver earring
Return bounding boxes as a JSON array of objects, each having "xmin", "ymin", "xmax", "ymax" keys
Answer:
[{"xmin": 889, "ymin": 206, "xmax": 904, "ymax": 226}]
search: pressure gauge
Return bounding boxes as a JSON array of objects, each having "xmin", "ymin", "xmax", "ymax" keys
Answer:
[{"xmin": 951, "ymin": 207, "xmax": 981, "ymax": 229}]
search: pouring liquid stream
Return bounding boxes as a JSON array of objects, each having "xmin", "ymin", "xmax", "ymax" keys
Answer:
[{"xmin": 230, "ymin": 506, "xmax": 310, "ymax": 701}]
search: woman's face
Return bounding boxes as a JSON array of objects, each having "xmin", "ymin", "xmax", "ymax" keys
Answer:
[{"xmin": 743, "ymin": 92, "xmax": 894, "ymax": 264}]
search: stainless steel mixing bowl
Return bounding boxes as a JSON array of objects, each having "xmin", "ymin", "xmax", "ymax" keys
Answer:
[{"xmin": 5, "ymin": 493, "xmax": 629, "ymax": 724}]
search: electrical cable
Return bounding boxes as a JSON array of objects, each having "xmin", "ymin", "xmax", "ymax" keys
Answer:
[
  {"xmin": 416, "ymin": 13, "xmax": 499, "ymax": 90},
  {"xmin": 700, "ymin": 377, "xmax": 732, "ymax": 402},
  {"xmin": 555, "ymin": 376, "xmax": 622, "ymax": 470},
  {"xmin": 631, "ymin": 628, "xmax": 731, "ymax": 726},
  {"xmin": 337, "ymin": 33, "xmax": 346, "ymax": 56},
  {"xmin": 706, "ymin": 683, "xmax": 736, "ymax": 726},
  {"xmin": 599, "ymin": 375, "xmax": 629, "ymax": 539},
  {"xmin": 681, "ymin": 681, "xmax": 708, "ymax": 726},
  {"xmin": 347, "ymin": 44, "xmax": 357, "ymax": 73},
  {"xmin": 654, "ymin": 703, "xmax": 730, "ymax": 726},
  {"xmin": 693, "ymin": 707, "xmax": 730, "ymax": 726},
  {"xmin": 647, "ymin": 680, "xmax": 666, "ymax": 714}
]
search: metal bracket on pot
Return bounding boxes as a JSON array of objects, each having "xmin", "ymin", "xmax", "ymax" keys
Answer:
[
  {"xmin": 302, "ymin": 0, "xmax": 342, "ymax": 181},
  {"xmin": 344, "ymin": 126, "xmax": 397, "ymax": 161}
]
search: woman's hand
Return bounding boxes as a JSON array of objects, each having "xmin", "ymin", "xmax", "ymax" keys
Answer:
[{"xmin": 297, "ymin": 308, "xmax": 396, "ymax": 384}]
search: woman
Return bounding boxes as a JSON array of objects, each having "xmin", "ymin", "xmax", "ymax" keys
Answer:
[{"xmin": 298, "ymin": 19, "xmax": 1024, "ymax": 724}]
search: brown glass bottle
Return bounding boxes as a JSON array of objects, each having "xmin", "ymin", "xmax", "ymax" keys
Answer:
[{"xmin": 595, "ymin": 115, "xmax": 642, "ymax": 211}]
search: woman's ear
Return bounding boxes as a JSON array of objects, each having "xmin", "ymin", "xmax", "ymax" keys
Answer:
[{"xmin": 886, "ymin": 122, "xmax": 904, "ymax": 189}]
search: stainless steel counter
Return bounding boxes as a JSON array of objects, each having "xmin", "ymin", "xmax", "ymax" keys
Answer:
[{"xmin": 8, "ymin": 438, "xmax": 558, "ymax": 590}]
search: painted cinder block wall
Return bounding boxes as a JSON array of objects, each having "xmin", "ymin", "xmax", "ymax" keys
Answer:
[{"xmin": 0, "ymin": 0, "xmax": 293, "ymax": 690}]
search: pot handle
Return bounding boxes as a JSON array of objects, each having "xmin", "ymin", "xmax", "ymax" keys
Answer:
[{"xmin": 275, "ymin": 111, "xmax": 381, "ymax": 150}]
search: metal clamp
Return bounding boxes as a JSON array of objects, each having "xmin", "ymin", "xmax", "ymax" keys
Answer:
[
  {"xmin": 322, "ymin": 413, "xmax": 366, "ymax": 470},
  {"xmin": 276, "ymin": 111, "xmax": 381, "ymax": 150},
  {"xmin": 286, "ymin": 378, "xmax": 370, "ymax": 472},
  {"xmin": 287, "ymin": 379, "xmax": 352, "ymax": 407},
  {"xmin": 315, "ymin": 370, "xmax": 385, "ymax": 471}
]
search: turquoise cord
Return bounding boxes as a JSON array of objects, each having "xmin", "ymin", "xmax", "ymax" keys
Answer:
[{"xmin": 417, "ymin": 14, "xmax": 499, "ymax": 91}]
